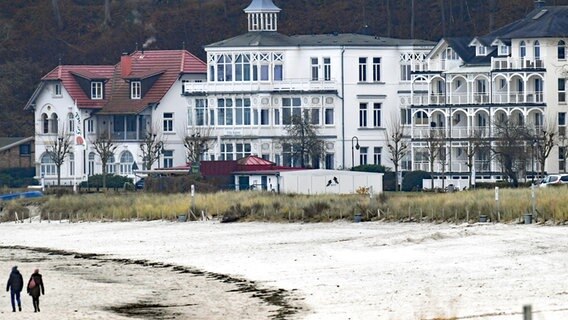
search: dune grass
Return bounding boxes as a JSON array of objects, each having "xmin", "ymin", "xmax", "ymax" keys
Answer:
[{"xmin": 33, "ymin": 186, "xmax": 568, "ymax": 224}]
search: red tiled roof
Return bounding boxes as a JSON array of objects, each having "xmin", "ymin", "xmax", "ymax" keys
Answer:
[
  {"xmin": 42, "ymin": 65, "xmax": 115, "ymax": 109},
  {"xmin": 40, "ymin": 50, "xmax": 206, "ymax": 113}
]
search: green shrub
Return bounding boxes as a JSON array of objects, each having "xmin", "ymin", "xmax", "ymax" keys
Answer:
[{"xmin": 79, "ymin": 174, "xmax": 133, "ymax": 189}]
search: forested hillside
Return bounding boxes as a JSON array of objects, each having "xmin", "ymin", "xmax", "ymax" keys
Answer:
[{"xmin": 1, "ymin": 0, "xmax": 567, "ymax": 137}]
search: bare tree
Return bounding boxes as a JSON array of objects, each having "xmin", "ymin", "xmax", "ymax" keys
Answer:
[
  {"xmin": 532, "ymin": 123, "xmax": 556, "ymax": 178},
  {"xmin": 183, "ymin": 126, "xmax": 214, "ymax": 164},
  {"xmin": 464, "ymin": 128, "xmax": 487, "ymax": 189},
  {"xmin": 283, "ymin": 114, "xmax": 325, "ymax": 168},
  {"xmin": 139, "ymin": 127, "xmax": 164, "ymax": 170},
  {"xmin": 424, "ymin": 128, "xmax": 443, "ymax": 189},
  {"xmin": 45, "ymin": 131, "xmax": 72, "ymax": 186},
  {"xmin": 91, "ymin": 131, "xmax": 117, "ymax": 189},
  {"xmin": 491, "ymin": 118, "xmax": 531, "ymax": 187},
  {"xmin": 437, "ymin": 141, "xmax": 448, "ymax": 190},
  {"xmin": 386, "ymin": 115, "xmax": 408, "ymax": 191}
]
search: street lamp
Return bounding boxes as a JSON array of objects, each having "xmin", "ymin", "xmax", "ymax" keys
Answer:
[{"xmin": 351, "ymin": 136, "xmax": 360, "ymax": 168}]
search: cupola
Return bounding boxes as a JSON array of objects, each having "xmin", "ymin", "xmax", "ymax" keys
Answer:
[{"xmin": 244, "ymin": 0, "xmax": 281, "ymax": 32}]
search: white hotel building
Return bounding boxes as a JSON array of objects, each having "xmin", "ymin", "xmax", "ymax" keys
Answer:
[{"xmin": 183, "ymin": 0, "xmax": 434, "ymax": 170}]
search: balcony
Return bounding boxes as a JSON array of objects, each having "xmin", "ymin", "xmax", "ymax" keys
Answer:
[
  {"xmin": 492, "ymin": 91, "xmax": 544, "ymax": 104},
  {"xmin": 412, "ymin": 126, "xmax": 490, "ymax": 139},
  {"xmin": 412, "ymin": 91, "xmax": 543, "ymax": 106},
  {"xmin": 183, "ymin": 78, "xmax": 338, "ymax": 94},
  {"xmin": 411, "ymin": 92, "xmax": 489, "ymax": 106},
  {"xmin": 492, "ymin": 58, "xmax": 545, "ymax": 70}
]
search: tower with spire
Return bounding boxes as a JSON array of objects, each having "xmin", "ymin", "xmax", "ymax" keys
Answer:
[{"xmin": 244, "ymin": 0, "xmax": 281, "ymax": 32}]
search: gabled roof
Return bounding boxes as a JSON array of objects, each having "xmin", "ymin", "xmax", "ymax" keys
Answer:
[
  {"xmin": 445, "ymin": 37, "xmax": 477, "ymax": 62},
  {"xmin": 207, "ymin": 31, "xmax": 435, "ymax": 49},
  {"xmin": 40, "ymin": 65, "xmax": 115, "ymax": 109},
  {"xmin": 101, "ymin": 50, "xmax": 206, "ymax": 115},
  {"xmin": 27, "ymin": 50, "xmax": 206, "ymax": 114}
]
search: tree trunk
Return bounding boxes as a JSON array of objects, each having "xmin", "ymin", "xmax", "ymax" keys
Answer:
[
  {"xmin": 103, "ymin": 0, "xmax": 112, "ymax": 27},
  {"xmin": 410, "ymin": 0, "xmax": 414, "ymax": 39},
  {"xmin": 394, "ymin": 163, "xmax": 399, "ymax": 191},
  {"xmin": 57, "ymin": 166, "xmax": 61, "ymax": 187}
]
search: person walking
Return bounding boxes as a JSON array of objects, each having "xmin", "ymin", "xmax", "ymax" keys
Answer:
[
  {"xmin": 26, "ymin": 269, "xmax": 44, "ymax": 313},
  {"xmin": 6, "ymin": 266, "xmax": 24, "ymax": 312}
]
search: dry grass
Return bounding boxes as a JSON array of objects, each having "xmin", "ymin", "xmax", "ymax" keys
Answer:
[{"xmin": 34, "ymin": 187, "xmax": 568, "ymax": 223}]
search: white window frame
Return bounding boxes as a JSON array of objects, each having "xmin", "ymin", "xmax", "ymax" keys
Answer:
[
  {"xmin": 53, "ymin": 83, "xmax": 62, "ymax": 97},
  {"xmin": 359, "ymin": 147, "xmax": 368, "ymax": 165},
  {"xmin": 163, "ymin": 150, "xmax": 173, "ymax": 168},
  {"xmin": 311, "ymin": 57, "xmax": 319, "ymax": 81},
  {"xmin": 40, "ymin": 153, "xmax": 56, "ymax": 177},
  {"xmin": 323, "ymin": 57, "xmax": 331, "ymax": 81},
  {"xmin": 163, "ymin": 113, "xmax": 174, "ymax": 132},
  {"xmin": 131, "ymin": 81, "xmax": 141, "ymax": 99},
  {"xmin": 373, "ymin": 103, "xmax": 382, "ymax": 127},
  {"xmin": 372, "ymin": 57, "xmax": 381, "ymax": 82},
  {"xmin": 358, "ymin": 57, "xmax": 367, "ymax": 82},
  {"xmin": 87, "ymin": 119, "xmax": 95, "ymax": 133},
  {"xmin": 91, "ymin": 81, "xmax": 103, "ymax": 99},
  {"xmin": 359, "ymin": 103, "xmax": 368, "ymax": 127},
  {"xmin": 373, "ymin": 147, "xmax": 382, "ymax": 165},
  {"xmin": 559, "ymin": 79, "xmax": 566, "ymax": 103}
]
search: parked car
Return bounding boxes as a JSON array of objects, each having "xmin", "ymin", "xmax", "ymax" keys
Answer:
[{"xmin": 538, "ymin": 174, "xmax": 568, "ymax": 188}]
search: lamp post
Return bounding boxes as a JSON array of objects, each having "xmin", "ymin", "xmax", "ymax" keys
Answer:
[{"xmin": 351, "ymin": 136, "xmax": 360, "ymax": 168}]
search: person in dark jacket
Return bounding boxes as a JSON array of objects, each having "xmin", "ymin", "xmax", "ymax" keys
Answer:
[
  {"xmin": 6, "ymin": 266, "xmax": 24, "ymax": 312},
  {"xmin": 26, "ymin": 269, "xmax": 44, "ymax": 312}
]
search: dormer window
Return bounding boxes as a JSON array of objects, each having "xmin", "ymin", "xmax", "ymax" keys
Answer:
[
  {"xmin": 498, "ymin": 43, "xmax": 509, "ymax": 56},
  {"xmin": 131, "ymin": 81, "xmax": 141, "ymax": 99},
  {"xmin": 91, "ymin": 81, "xmax": 103, "ymax": 99},
  {"xmin": 520, "ymin": 41, "xmax": 527, "ymax": 58},
  {"xmin": 477, "ymin": 45, "xmax": 487, "ymax": 56}
]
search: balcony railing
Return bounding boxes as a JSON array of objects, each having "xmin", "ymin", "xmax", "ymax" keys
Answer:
[
  {"xmin": 492, "ymin": 58, "xmax": 545, "ymax": 70},
  {"xmin": 412, "ymin": 160, "xmax": 492, "ymax": 173},
  {"xmin": 183, "ymin": 78, "xmax": 338, "ymax": 94},
  {"xmin": 412, "ymin": 126, "xmax": 490, "ymax": 139},
  {"xmin": 492, "ymin": 91, "xmax": 544, "ymax": 104},
  {"xmin": 412, "ymin": 91, "xmax": 543, "ymax": 106}
]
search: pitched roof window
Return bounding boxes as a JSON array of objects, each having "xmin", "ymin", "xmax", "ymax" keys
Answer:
[
  {"xmin": 131, "ymin": 81, "xmax": 141, "ymax": 99},
  {"xmin": 91, "ymin": 81, "xmax": 103, "ymax": 99}
]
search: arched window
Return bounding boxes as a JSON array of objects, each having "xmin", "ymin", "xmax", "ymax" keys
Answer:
[
  {"xmin": 40, "ymin": 153, "xmax": 56, "ymax": 176},
  {"xmin": 68, "ymin": 112, "xmax": 74, "ymax": 133},
  {"xmin": 520, "ymin": 41, "xmax": 526, "ymax": 58},
  {"xmin": 107, "ymin": 154, "xmax": 115, "ymax": 174},
  {"xmin": 51, "ymin": 113, "xmax": 59, "ymax": 133},
  {"xmin": 120, "ymin": 151, "xmax": 134, "ymax": 175},
  {"xmin": 534, "ymin": 41, "xmax": 540, "ymax": 59},
  {"xmin": 559, "ymin": 40, "xmax": 566, "ymax": 60},
  {"xmin": 42, "ymin": 113, "xmax": 49, "ymax": 134},
  {"xmin": 88, "ymin": 152, "xmax": 95, "ymax": 176},
  {"xmin": 69, "ymin": 153, "xmax": 75, "ymax": 176}
]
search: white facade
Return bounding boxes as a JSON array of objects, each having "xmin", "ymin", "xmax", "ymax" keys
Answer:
[
  {"xmin": 183, "ymin": 0, "xmax": 434, "ymax": 171},
  {"xmin": 410, "ymin": 5, "xmax": 568, "ymax": 186}
]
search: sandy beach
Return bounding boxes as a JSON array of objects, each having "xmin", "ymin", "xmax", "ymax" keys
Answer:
[{"xmin": 0, "ymin": 220, "xmax": 567, "ymax": 319}]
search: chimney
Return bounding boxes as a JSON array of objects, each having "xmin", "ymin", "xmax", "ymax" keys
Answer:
[
  {"xmin": 121, "ymin": 52, "xmax": 132, "ymax": 78},
  {"xmin": 535, "ymin": 0, "xmax": 546, "ymax": 9}
]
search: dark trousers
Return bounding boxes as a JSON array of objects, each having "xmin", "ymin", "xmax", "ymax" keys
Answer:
[
  {"xmin": 10, "ymin": 290, "xmax": 21, "ymax": 311},
  {"xmin": 32, "ymin": 295, "xmax": 40, "ymax": 312}
]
